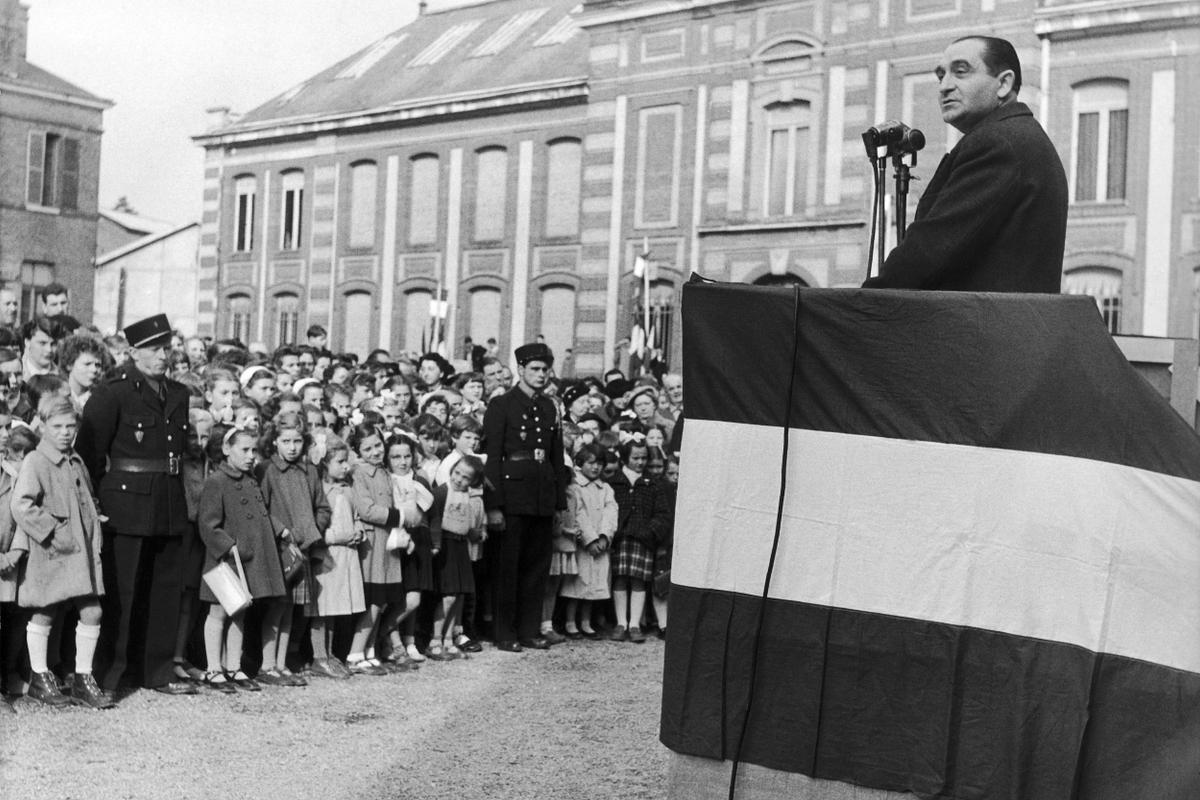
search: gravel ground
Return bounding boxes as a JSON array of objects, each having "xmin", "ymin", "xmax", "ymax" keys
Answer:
[{"xmin": 0, "ymin": 637, "xmax": 669, "ymax": 800}]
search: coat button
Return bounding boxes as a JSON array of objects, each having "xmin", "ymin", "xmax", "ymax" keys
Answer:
[
  {"xmin": 121, "ymin": 484, "xmax": 127, "ymax": 490},
  {"xmin": 241, "ymin": 498, "xmax": 248, "ymax": 505}
]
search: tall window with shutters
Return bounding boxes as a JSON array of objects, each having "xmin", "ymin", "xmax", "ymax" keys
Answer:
[
  {"xmin": 227, "ymin": 295, "xmax": 252, "ymax": 343},
  {"xmin": 474, "ymin": 147, "xmax": 509, "ymax": 242},
  {"xmin": 764, "ymin": 101, "xmax": 811, "ymax": 217},
  {"xmin": 1072, "ymin": 81, "xmax": 1128, "ymax": 203},
  {"xmin": 20, "ymin": 261, "xmax": 54, "ymax": 323},
  {"xmin": 348, "ymin": 161, "xmax": 378, "ymax": 249},
  {"xmin": 545, "ymin": 139, "xmax": 582, "ymax": 239},
  {"xmin": 408, "ymin": 155, "xmax": 440, "ymax": 246},
  {"xmin": 635, "ymin": 106, "xmax": 682, "ymax": 228},
  {"xmin": 279, "ymin": 170, "xmax": 304, "ymax": 250},
  {"xmin": 234, "ymin": 175, "xmax": 257, "ymax": 252},
  {"xmin": 26, "ymin": 132, "xmax": 80, "ymax": 210},
  {"xmin": 274, "ymin": 293, "xmax": 300, "ymax": 347}
]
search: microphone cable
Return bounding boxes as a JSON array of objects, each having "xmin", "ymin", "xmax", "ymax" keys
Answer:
[{"xmin": 727, "ymin": 284, "xmax": 803, "ymax": 800}]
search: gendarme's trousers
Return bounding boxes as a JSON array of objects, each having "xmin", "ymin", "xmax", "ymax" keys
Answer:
[
  {"xmin": 491, "ymin": 514, "xmax": 553, "ymax": 643},
  {"xmin": 95, "ymin": 533, "xmax": 183, "ymax": 691}
]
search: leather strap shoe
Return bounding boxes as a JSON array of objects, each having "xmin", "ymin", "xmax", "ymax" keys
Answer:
[
  {"xmin": 495, "ymin": 640, "xmax": 523, "ymax": 653},
  {"xmin": 153, "ymin": 681, "xmax": 199, "ymax": 696},
  {"xmin": 518, "ymin": 636, "xmax": 551, "ymax": 650},
  {"xmin": 541, "ymin": 629, "xmax": 567, "ymax": 646}
]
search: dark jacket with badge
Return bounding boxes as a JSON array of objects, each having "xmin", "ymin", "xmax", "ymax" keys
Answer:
[
  {"xmin": 75, "ymin": 364, "xmax": 190, "ymax": 537},
  {"xmin": 482, "ymin": 385, "xmax": 567, "ymax": 517}
]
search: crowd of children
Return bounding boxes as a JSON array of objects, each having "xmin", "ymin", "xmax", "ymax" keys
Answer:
[{"xmin": 0, "ymin": 329, "xmax": 682, "ymax": 710}]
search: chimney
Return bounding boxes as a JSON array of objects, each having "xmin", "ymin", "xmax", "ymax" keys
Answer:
[
  {"xmin": 206, "ymin": 106, "xmax": 240, "ymax": 131},
  {"xmin": 0, "ymin": 0, "xmax": 29, "ymax": 75},
  {"xmin": 418, "ymin": 1, "xmax": 428, "ymax": 14}
]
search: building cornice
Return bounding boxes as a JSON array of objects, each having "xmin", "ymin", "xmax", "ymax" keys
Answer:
[
  {"xmin": 1034, "ymin": 0, "xmax": 1199, "ymax": 39},
  {"xmin": 0, "ymin": 78, "xmax": 113, "ymax": 111},
  {"xmin": 193, "ymin": 77, "xmax": 589, "ymax": 148},
  {"xmin": 697, "ymin": 218, "xmax": 867, "ymax": 237}
]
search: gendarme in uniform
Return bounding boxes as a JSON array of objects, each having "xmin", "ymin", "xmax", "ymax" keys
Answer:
[
  {"xmin": 482, "ymin": 342, "xmax": 567, "ymax": 651},
  {"xmin": 76, "ymin": 313, "xmax": 195, "ymax": 694}
]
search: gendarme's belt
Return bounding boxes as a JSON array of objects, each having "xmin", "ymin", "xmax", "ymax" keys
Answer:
[
  {"xmin": 110, "ymin": 456, "xmax": 181, "ymax": 476},
  {"xmin": 506, "ymin": 449, "xmax": 547, "ymax": 463}
]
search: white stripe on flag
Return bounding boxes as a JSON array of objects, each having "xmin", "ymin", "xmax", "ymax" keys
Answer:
[{"xmin": 675, "ymin": 419, "xmax": 1200, "ymax": 674}]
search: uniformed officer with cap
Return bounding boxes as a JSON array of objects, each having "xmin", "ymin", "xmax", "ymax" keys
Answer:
[
  {"xmin": 76, "ymin": 313, "xmax": 196, "ymax": 694},
  {"xmin": 482, "ymin": 342, "xmax": 567, "ymax": 651}
]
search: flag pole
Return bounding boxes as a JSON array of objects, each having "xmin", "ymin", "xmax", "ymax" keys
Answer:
[{"xmin": 642, "ymin": 236, "xmax": 651, "ymax": 373}]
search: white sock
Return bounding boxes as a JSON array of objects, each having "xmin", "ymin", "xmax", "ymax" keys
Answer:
[
  {"xmin": 26, "ymin": 621, "xmax": 52, "ymax": 674},
  {"xmin": 75, "ymin": 623, "xmax": 102, "ymax": 675},
  {"xmin": 540, "ymin": 621, "xmax": 553, "ymax": 634},
  {"xmin": 347, "ymin": 651, "xmax": 365, "ymax": 664}
]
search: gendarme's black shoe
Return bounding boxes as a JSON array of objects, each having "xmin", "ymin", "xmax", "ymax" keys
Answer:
[
  {"xmin": 518, "ymin": 636, "xmax": 551, "ymax": 651},
  {"xmin": 28, "ymin": 671, "xmax": 71, "ymax": 707},
  {"xmin": 494, "ymin": 640, "xmax": 523, "ymax": 653},
  {"xmin": 71, "ymin": 673, "xmax": 116, "ymax": 710}
]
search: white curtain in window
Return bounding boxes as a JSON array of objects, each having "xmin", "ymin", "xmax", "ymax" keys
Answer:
[
  {"xmin": 343, "ymin": 291, "xmax": 373, "ymax": 357},
  {"xmin": 539, "ymin": 285, "xmax": 576, "ymax": 359}
]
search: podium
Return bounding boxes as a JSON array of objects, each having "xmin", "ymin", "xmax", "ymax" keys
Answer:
[{"xmin": 662, "ymin": 281, "xmax": 1200, "ymax": 800}]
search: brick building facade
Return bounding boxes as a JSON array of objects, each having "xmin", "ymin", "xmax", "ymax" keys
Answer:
[
  {"xmin": 193, "ymin": 0, "xmax": 1199, "ymax": 370},
  {"xmin": 0, "ymin": 0, "xmax": 109, "ymax": 323}
]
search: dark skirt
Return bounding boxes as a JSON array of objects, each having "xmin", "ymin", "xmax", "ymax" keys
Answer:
[
  {"xmin": 402, "ymin": 527, "xmax": 436, "ymax": 592},
  {"xmin": 434, "ymin": 535, "xmax": 474, "ymax": 595},
  {"xmin": 363, "ymin": 581, "xmax": 407, "ymax": 606},
  {"xmin": 613, "ymin": 537, "xmax": 655, "ymax": 582}
]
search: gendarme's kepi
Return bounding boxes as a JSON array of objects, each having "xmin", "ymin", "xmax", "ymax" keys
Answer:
[
  {"xmin": 123, "ymin": 313, "xmax": 173, "ymax": 349},
  {"xmin": 514, "ymin": 342, "xmax": 554, "ymax": 367}
]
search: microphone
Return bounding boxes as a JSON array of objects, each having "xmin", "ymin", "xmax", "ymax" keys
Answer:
[{"xmin": 862, "ymin": 121, "xmax": 926, "ymax": 157}]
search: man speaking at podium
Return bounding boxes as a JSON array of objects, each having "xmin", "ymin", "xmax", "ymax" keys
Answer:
[{"xmin": 863, "ymin": 36, "xmax": 1068, "ymax": 293}]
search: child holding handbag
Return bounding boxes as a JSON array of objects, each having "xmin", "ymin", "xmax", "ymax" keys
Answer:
[
  {"xmin": 197, "ymin": 424, "xmax": 288, "ymax": 693},
  {"xmin": 11, "ymin": 397, "xmax": 112, "ymax": 709},
  {"xmin": 387, "ymin": 434, "xmax": 434, "ymax": 666},
  {"xmin": 257, "ymin": 413, "xmax": 330, "ymax": 686},
  {"xmin": 426, "ymin": 456, "xmax": 486, "ymax": 660}
]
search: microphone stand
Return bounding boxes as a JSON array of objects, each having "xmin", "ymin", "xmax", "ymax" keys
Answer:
[
  {"xmin": 890, "ymin": 148, "xmax": 919, "ymax": 243},
  {"xmin": 876, "ymin": 157, "xmax": 887, "ymax": 273}
]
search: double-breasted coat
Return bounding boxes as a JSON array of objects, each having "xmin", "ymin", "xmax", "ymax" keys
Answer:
[
  {"xmin": 76, "ymin": 365, "xmax": 190, "ymax": 537},
  {"xmin": 11, "ymin": 440, "xmax": 105, "ymax": 608},
  {"xmin": 481, "ymin": 386, "xmax": 567, "ymax": 517},
  {"xmin": 863, "ymin": 102, "xmax": 1068, "ymax": 293},
  {"xmin": 197, "ymin": 463, "xmax": 286, "ymax": 602}
]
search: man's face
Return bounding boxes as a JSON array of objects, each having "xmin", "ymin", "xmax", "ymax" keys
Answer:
[
  {"xmin": 0, "ymin": 291, "xmax": 17, "ymax": 326},
  {"xmin": 518, "ymin": 360, "xmax": 551, "ymax": 392},
  {"xmin": 664, "ymin": 376, "xmax": 683, "ymax": 405},
  {"xmin": 296, "ymin": 352, "xmax": 315, "ymax": 376},
  {"xmin": 25, "ymin": 329, "xmax": 56, "ymax": 368},
  {"xmin": 418, "ymin": 360, "xmax": 443, "ymax": 387},
  {"xmin": 308, "ymin": 333, "xmax": 327, "ymax": 349},
  {"xmin": 935, "ymin": 38, "xmax": 1009, "ymax": 134},
  {"xmin": 482, "ymin": 362, "xmax": 503, "ymax": 393},
  {"xmin": 278, "ymin": 354, "xmax": 301, "ymax": 378},
  {"xmin": 40, "ymin": 292, "xmax": 67, "ymax": 317},
  {"xmin": 185, "ymin": 338, "xmax": 207, "ymax": 366},
  {"xmin": 132, "ymin": 344, "xmax": 169, "ymax": 378}
]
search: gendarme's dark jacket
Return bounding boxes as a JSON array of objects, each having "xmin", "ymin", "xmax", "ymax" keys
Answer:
[
  {"xmin": 482, "ymin": 384, "xmax": 567, "ymax": 517},
  {"xmin": 863, "ymin": 102, "xmax": 1068, "ymax": 293},
  {"xmin": 76, "ymin": 364, "xmax": 190, "ymax": 537}
]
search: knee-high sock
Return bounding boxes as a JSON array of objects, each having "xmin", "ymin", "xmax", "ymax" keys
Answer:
[
  {"xmin": 26, "ymin": 621, "xmax": 51, "ymax": 674},
  {"xmin": 204, "ymin": 615, "xmax": 225, "ymax": 673},
  {"xmin": 75, "ymin": 623, "xmax": 102, "ymax": 675}
]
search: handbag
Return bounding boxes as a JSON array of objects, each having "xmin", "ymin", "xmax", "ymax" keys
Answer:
[
  {"xmin": 279, "ymin": 540, "xmax": 304, "ymax": 585},
  {"xmin": 202, "ymin": 547, "xmax": 252, "ymax": 616},
  {"xmin": 386, "ymin": 527, "xmax": 411, "ymax": 552}
]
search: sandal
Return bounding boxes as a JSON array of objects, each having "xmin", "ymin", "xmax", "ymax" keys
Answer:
[
  {"xmin": 425, "ymin": 643, "xmax": 447, "ymax": 662},
  {"xmin": 173, "ymin": 659, "xmax": 204, "ymax": 683},
  {"xmin": 347, "ymin": 658, "xmax": 386, "ymax": 676},
  {"xmin": 405, "ymin": 644, "xmax": 427, "ymax": 663},
  {"xmin": 230, "ymin": 671, "xmax": 261, "ymax": 692},
  {"xmin": 203, "ymin": 671, "xmax": 236, "ymax": 694},
  {"xmin": 277, "ymin": 668, "xmax": 308, "ymax": 687}
]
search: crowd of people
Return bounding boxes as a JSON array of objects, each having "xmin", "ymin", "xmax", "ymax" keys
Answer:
[{"xmin": 0, "ymin": 298, "xmax": 684, "ymax": 711}]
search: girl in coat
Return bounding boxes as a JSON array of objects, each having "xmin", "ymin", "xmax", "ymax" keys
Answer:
[
  {"xmin": 310, "ymin": 434, "xmax": 364, "ymax": 679},
  {"xmin": 257, "ymin": 412, "xmax": 331, "ymax": 685},
  {"xmin": 559, "ymin": 443, "xmax": 618, "ymax": 638},
  {"xmin": 427, "ymin": 455, "xmax": 486, "ymax": 660},
  {"xmin": 173, "ymin": 407, "xmax": 215, "ymax": 684},
  {"xmin": 605, "ymin": 438, "xmax": 670, "ymax": 644},
  {"xmin": 197, "ymin": 424, "xmax": 288, "ymax": 693},
  {"xmin": 346, "ymin": 422, "xmax": 403, "ymax": 675},
  {"xmin": 11, "ymin": 397, "xmax": 112, "ymax": 708},
  {"xmin": 386, "ymin": 434, "xmax": 434, "ymax": 664},
  {"xmin": 0, "ymin": 425, "xmax": 35, "ymax": 705}
]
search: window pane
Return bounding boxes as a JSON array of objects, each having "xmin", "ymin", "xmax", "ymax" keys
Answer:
[
  {"xmin": 405, "ymin": 290, "xmax": 432, "ymax": 352},
  {"xmin": 1075, "ymin": 112, "xmax": 1099, "ymax": 202},
  {"xmin": 26, "ymin": 133, "xmax": 45, "ymax": 206},
  {"xmin": 545, "ymin": 140, "xmax": 581, "ymax": 238},
  {"xmin": 469, "ymin": 287, "xmax": 502, "ymax": 347},
  {"xmin": 793, "ymin": 127, "xmax": 809, "ymax": 213},
  {"xmin": 1106, "ymin": 109, "xmax": 1127, "ymax": 201},
  {"xmin": 474, "ymin": 148, "xmax": 508, "ymax": 241},
  {"xmin": 768, "ymin": 129, "xmax": 789, "ymax": 216},
  {"xmin": 539, "ymin": 285, "xmax": 576, "ymax": 359},
  {"xmin": 349, "ymin": 162, "xmax": 378, "ymax": 249},
  {"xmin": 409, "ymin": 156, "xmax": 439, "ymax": 245},
  {"xmin": 235, "ymin": 176, "xmax": 256, "ymax": 252},
  {"xmin": 59, "ymin": 138, "xmax": 80, "ymax": 211},
  {"xmin": 343, "ymin": 291, "xmax": 372, "ymax": 357},
  {"xmin": 42, "ymin": 134, "xmax": 60, "ymax": 206}
]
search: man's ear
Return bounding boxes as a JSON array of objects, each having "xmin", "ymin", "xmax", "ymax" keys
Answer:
[{"xmin": 996, "ymin": 69, "xmax": 1017, "ymax": 100}]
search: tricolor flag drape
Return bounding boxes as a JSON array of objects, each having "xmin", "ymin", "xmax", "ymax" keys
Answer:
[{"xmin": 661, "ymin": 279, "xmax": 1200, "ymax": 800}]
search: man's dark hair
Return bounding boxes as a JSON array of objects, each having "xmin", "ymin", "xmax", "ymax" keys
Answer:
[
  {"xmin": 21, "ymin": 315, "xmax": 64, "ymax": 343},
  {"xmin": 272, "ymin": 344, "xmax": 299, "ymax": 369},
  {"xmin": 955, "ymin": 35, "xmax": 1021, "ymax": 95},
  {"xmin": 57, "ymin": 334, "xmax": 108, "ymax": 372},
  {"xmin": 37, "ymin": 283, "xmax": 68, "ymax": 302},
  {"xmin": 306, "ymin": 324, "xmax": 327, "ymax": 338}
]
